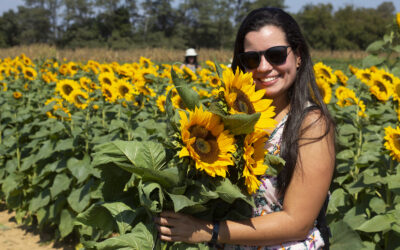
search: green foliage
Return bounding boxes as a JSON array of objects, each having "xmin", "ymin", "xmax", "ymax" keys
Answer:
[{"xmin": 325, "ymin": 16, "xmax": 400, "ymax": 249}]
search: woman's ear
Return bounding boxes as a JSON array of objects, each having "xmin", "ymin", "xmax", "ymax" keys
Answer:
[{"xmin": 295, "ymin": 49, "xmax": 301, "ymax": 68}]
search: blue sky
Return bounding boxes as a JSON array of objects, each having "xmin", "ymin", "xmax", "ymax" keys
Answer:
[{"xmin": 1, "ymin": 0, "xmax": 399, "ymax": 14}]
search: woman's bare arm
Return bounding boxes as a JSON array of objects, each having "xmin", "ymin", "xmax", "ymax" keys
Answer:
[{"xmin": 156, "ymin": 111, "xmax": 335, "ymax": 246}]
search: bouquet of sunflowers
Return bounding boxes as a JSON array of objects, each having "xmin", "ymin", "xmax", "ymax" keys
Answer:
[{"xmin": 86, "ymin": 64, "xmax": 282, "ymax": 249}]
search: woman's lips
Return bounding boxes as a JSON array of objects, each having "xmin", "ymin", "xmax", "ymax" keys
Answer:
[{"xmin": 256, "ymin": 75, "xmax": 280, "ymax": 86}]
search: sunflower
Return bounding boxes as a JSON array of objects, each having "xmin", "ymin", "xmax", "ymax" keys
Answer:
[
  {"xmin": 334, "ymin": 70, "xmax": 348, "ymax": 86},
  {"xmin": 313, "ymin": 62, "xmax": 337, "ymax": 85},
  {"xmin": 376, "ymin": 68, "xmax": 396, "ymax": 84},
  {"xmin": 369, "ymin": 73, "xmax": 393, "ymax": 102},
  {"xmin": 172, "ymin": 93, "xmax": 187, "ymax": 110},
  {"xmin": 336, "ymin": 86, "xmax": 366, "ymax": 117},
  {"xmin": 136, "ymin": 67, "xmax": 157, "ymax": 83},
  {"xmin": 0, "ymin": 82, "xmax": 7, "ymax": 91},
  {"xmin": 384, "ymin": 126, "xmax": 400, "ymax": 162},
  {"xmin": 67, "ymin": 62, "xmax": 79, "ymax": 76},
  {"xmin": 13, "ymin": 60, "xmax": 25, "ymax": 73},
  {"xmin": 55, "ymin": 79, "xmax": 80, "ymax": 102},
  {"xmin": 348, "ymin": 65, "xmax": 359, "ymax": 75},
  {"xmin": 98, "ymin": 72, "xmax": 116, "ymax": 86},
  {"xmin": 397, "ymin": 12, "xmax": 400, "ymax": 29},
  {"xmin": 205, "ymin": 60, "xmax": 217, "ymax": 72},
  {"xmin": 100, "ymin": 64, "xmax": 114, "ymax": 74},
  {"xmin": 13, "ymin": 91, "xmax": 22, "ymax": 99},
  {"xmin": 69, "ymin": 89, "xmax": 89, "ymax": 109},
  {"xmin": 336, "ymin": 86, "xmax": 357, "ymax": 107},
  {"xmin": 316, "ymin": 76, "xmax": 332, "ymax": 104},
  {"xmin": 45, "ymin": 97, "xmax": 71, "ymax": 120},
  {"xmin": 23, "ymin": 67, "xmax": 37, "ymax": 81},
  {"xmin": 182, "ymin": 66, "xmax": 198, "ymax": 81},
  {"xmin": 79, "ymin": 77, "xmax": 93, "ymax": 92},
  {"xmin": 115, "ymin": 78, "xmax": 136, "ymax": 100},
  {"xmin": 156, "ymin": 95, "xmax": 167, "ymax": 112},
  {"xmin": 42, "ymin": 71, "xmax": 58, "ymax": 84},
  {"xmin": 223, "ymin": 68, "xmax": 276, "ymax": 131},
  {"xmin": 209, "ymin": 75, "xmax": 221, "ymax": 88},
  {"xmin": 101, "ymin": 84, "xmax": 118, "ymax": 103},
  {"xmin": 242, "ymin": 130, "xmax": 269, "ymax": 194},
  {"xmin": 139, "ymin": 57, "xmax": 153, "ymax": 69},
  {"xmin": 137, "ymin": 84, "xmax": 156, "ymax": 97},
  {"xmin": 199, "ymin": 68, "xmax": 213, "ymax": 83},
  {"xmin": 117, "ymin": 63, "xmax": 135, "ymax": 78},
  {"xmin": 392, "ymin": 78, "xmax": 400, "ymax": 102},
  {"xmin": 355, "ymin": 68, "xmax": 373, "ymax": 86},
  {"xmin": 193, "ymin": 87, "xmax": 212, "ymax": 98},
  {"xmin": 84, "ymin": 60, "xmax": 100, "ymax": 74},
  {"xmin": 179, "ymin": 106, "xmax": 236, "ymax": 178},
  {"xmin": 59, "ymin": 64, "xmax": 69, "ymax": 75},
  {"xmin": 21, "ymin": 54, "xmax": 33, "ymax": 66}
]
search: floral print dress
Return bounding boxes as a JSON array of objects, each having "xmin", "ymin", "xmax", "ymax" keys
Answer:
[{"xmin": 224, "ymin": 115, "xmax": 325, "ymax": 250}]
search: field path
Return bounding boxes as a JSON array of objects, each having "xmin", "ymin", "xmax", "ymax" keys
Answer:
[{"xmin": 0, "ymin": 206, "xmax": 74, "ymax": 250}]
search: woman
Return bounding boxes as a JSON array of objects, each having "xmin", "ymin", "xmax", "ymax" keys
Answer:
[{"xmin": 155, "ymin": 7, "xmax": 335, "ymax": 249}]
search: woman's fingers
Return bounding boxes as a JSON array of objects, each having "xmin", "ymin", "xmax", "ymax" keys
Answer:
[
  {"xmin": 157, "ymin": 225, "xmax": 173, "ymax": 236},
  {"xmin": 154, "ymin": 211, "xmax": 211, "ymax": 243},
  {"xmin": 155, "ymin": 215, "xmax": 177, "ymax": 226}
]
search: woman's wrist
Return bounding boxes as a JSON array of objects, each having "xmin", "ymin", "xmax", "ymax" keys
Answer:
[{"xmin": 209, "ymin": 221, "xmax": 220, "ymax": 245}]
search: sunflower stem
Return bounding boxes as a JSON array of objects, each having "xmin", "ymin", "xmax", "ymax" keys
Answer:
[
  {"xmin": 102, "ymin": 107, "xmax": 106, "ymax": 128},
  {"xmin": 85, "ymin": 107, "xmax": 90, "ymax": 154},
  {"xmin": 386, "ymin": 159, "xmax": 394, "ymax": 208}
]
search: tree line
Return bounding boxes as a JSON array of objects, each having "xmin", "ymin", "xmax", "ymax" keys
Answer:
[{"xmin": 0, "ymin": 0, "xmax": 396, "ymax": 51}]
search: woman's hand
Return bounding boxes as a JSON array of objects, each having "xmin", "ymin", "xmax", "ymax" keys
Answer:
[{"xmin": 154, "ymin": 211, "xmax": 213, "ymax": 243}]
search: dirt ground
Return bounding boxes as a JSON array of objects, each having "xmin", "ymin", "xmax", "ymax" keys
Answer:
[{"xmin": 0, "ymin": 206, "xmax": 75, "ymax": 250}]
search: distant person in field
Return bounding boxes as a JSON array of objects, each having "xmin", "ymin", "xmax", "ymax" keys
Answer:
[{"xmin": 180, "ymin": 48, "xmax": 200, "ymax": 72}]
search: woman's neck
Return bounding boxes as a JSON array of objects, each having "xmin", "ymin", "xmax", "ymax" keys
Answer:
[{"xmin": 272, "ymin": 95, "xmax": 290, "ymax": 124}]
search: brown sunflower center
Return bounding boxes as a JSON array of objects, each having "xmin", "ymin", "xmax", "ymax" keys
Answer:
[
  {"xmin": 395, "ymin": 85, "xmax": 400, "ymax": 96},
  {"xmin": 104, "ymin": 89, "xmax": 112, "ymax": 98},
  {"xmin": 119, "ymin": 86, "xmax": 129, "ymax": 96},
  {"xmin": 394, "ymin": 134, "xmax": 400, "ymax": 150},
  {"xmin": 211, "ymin": 78, "xmax": 219, "ymax": 86},
  {"xmin": 74, "ymin": 94, "xmax": 85, "ymax": 104},
  {"xmin": 362, "ymin": 73, "xmax": 371, "ymax": 80},
  {"xmin": 195, "ymin": 138, "xmax": 211, "ymax": 154},
  {"xmin": 62, "ymin": 84, "xmax": 73, "ymax": 95},
  {"xmin": 189, "ymin": 125, "xmax": 220, "ymax": 163},
  {"xmin": 103, "ymin": 77, "xmax": 112, "ymax": 85},
  {"xmin": 383, "ymin": 75, "xmax": 393, "ymax": 83},
  {"xmin": 321, "ymin": 69, "xmax": 331, "ymax": 79},
  {"xmin": 26, "ymin": 70, "xmax": 33, "ymax": 77},
  {"xmin": 375, "ymin": 81, "xmax": 387, "ymax": 93},
  {"xmin": 233, "ymin": 88, "xmax": 255, "ymax": 114}
]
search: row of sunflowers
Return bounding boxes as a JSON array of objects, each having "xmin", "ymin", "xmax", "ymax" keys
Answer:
[{"xmin": 1, "ymin": 15, "xmax": 400, "ymax": 248}]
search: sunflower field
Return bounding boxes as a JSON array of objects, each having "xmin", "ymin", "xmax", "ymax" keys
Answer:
[{"xmin": 0, "ymin": 13, "xmax": 400, "ymax": 250}]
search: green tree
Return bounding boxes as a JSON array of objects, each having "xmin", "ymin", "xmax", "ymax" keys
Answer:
[
  {"xmin": 0, "ymin": 10, "xmax": 20, "ymax": 47},
  {"xmin": 23, "ymin": 0, "xmax": 63, "ymax": 43},
  {"xmin": 296, "ymin": 3, "xmax": 336, "ymax": 50},
  {"xmin": 334, "ymin": 3, "xmax": 394, "ymax": 50},
  {"xmin": 233, "ymin": 0, "xmax": 285, "ymax": 27}
]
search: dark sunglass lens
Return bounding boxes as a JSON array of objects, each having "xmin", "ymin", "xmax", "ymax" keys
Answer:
[
  {"xmin": 266, "ymin": 46, "xmax": 287, "ymax": 65},
  {"xmin": 241, "ymin": 52, "xmax": 260, "ymax": 69}
]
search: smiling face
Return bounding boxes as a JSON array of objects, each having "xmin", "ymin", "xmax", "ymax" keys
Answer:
[{"xmin": 243, "ymin": 25, "xmax": 301, "ymax": 108}]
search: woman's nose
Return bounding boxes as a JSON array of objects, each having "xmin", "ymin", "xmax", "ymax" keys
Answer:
[{"xmin": 257, "ymin": 54, "xmax": 273, "ymax": 72}]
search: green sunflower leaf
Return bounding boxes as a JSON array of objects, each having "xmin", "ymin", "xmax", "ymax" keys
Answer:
[
  {"xmin": 171, "ymin": 67, "xmax": 201, "ymax": 110},
  {"xmin": 221, "ymin": 112, "xmax": 260, "ymax": 135}
]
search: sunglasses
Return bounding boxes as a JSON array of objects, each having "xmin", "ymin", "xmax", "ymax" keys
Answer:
[{"xmin": 239, "ymin": 46, "xmax": 291, "ymax": 69}]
